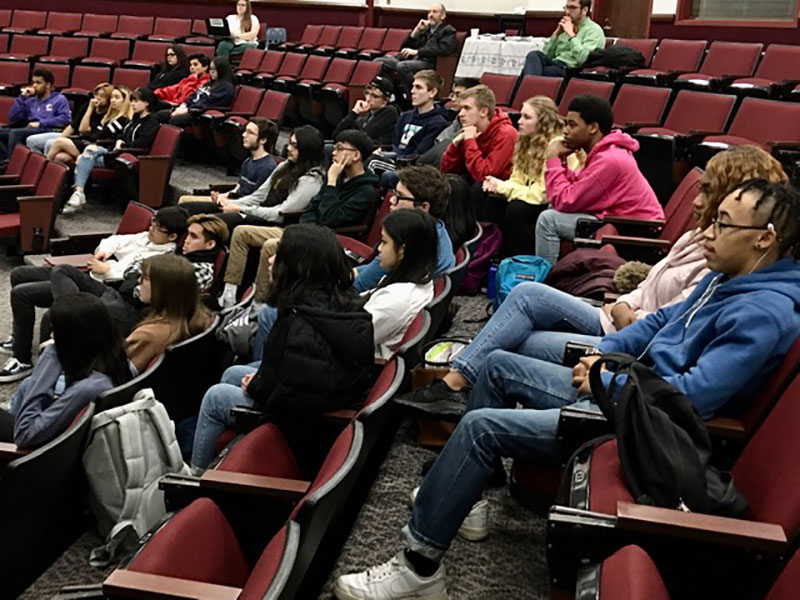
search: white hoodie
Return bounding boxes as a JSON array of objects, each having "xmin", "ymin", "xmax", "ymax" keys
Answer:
[
  {"xmin": 363, "ymin": 280, "xmax": 434, "ymax": 360},
  {"xmin": 92, "ymin": 232, "xmax": 176, "ymax": 281}
]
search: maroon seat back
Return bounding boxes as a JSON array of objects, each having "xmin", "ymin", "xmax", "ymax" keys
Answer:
[
  {"xmin": 358, "ymin": 357, "xmax": 404, "ymax": 419},
  {"xmin": 315, "ymin": 25, "xmax": 342, "ymax": 47},
  {"xmin": 696, "ymin": 41, "xmax": 762, "ymax": 77},
  {"xmin": 217, "ymin": 423, "xmax": 302, "ymax": 479},
  {"xmin": 43, "ymin": 12, "xmax": 83, "ymax": 33},
  {"xmin": 382, "ymin": 28, "xmax": 410, "ymax": 52},
  {"xmin": 0, "ymin": 10, "xmax": 10, "ymax": 28},
  {"xmin": 598, "ymin": 545, "xmax": 671, "ymax": 600},
  {"xmin": 113, "ymin": 15, "xmax": 154, "ymax": 37},
  {"xmin": 726, "ymin": 98, "xmax": 800, "ymax": 147},
  {"xmin": 349, "ymin": 60, "xmax": 382, "ymax": 87},
  {"xmin": 35, "ymin": 62, "xmax": 69, "ymax": 88},
  {"xmin": 88, "ymin": 38, "xmax": 131, "ymax": 62},
  {"xmin": 6, "ymin": 34, "xmax": 49, "ymax": 56},
  {"xmin": 649, "ymin": 39, "xmax": 707, "ymax": 72},
  {"xmin": 740, "ymin": 337, "xmax": 800, "ymax": 434},
  {"xmin": 6, "ymin": 10, "xmax": 46, "ymax": 31},
  {"xmin": 184, "ymin": 44, "xmax": 213, "ymax": 59},
  {"xmin": 0, "ymin": 61, "xmax": 29, "ymax": 86},
  {"xmin": 766, "ymin": 547, "xmax": 800, "ymax": 600},
  {"xmin": 258, "ymin": 50, "xmax": 284, "ymax": 74},
  {"xmin": 67, "ymin": 65, "xmax": 111, "ymax": 91},
  {"xmin": 237, "ymin": 48, "xmax": 264, "ymax": 71},
  {"xmin": 479, "ymin": 73, "xmax": 517, "ymax": 107},
  {"xmin": 659, "ymin": 167, "xmax": 702, "ymax": 243},
  {"xmin": 35, "ymin": 160, "xmax": 68, "ymax": 197},
  {"xmin": 229, "ymin": 85, "xmax": 262, "ymax": 114},
  {"xmin": 77, "ymin": 14, "xmax": 117, "ymax": 36},
  {"xmin": 395, "ymin": 310, "xmax": 430, "ymax": 359},
  {"xmin": 112, "ymin": 68, "xmax": 150, "ymax": 90},
  {"xmin": 191, "ymin": 19, "xmax": 207, "ymax": 35},
  {"xmin": 256, "ymin": 90, "xmax": 290, "ymax": 124},
  {"xmin": 297, "ymin": 24, "xmax": 323, "ymax": 45},
  {"xmin": 614, "ymin": 39, "xmax": 658, "ymax": 65},
  {"xmin": 276, "ymin": 52, "xmax": 306, "ymax": 77},
  {"xmin": 19, "ymin": 152, "xmax": 46, "ymax": 186},
  {"xmin": 149, "ymin": 124, "xmax": 180, "ymax": 156},
  {"xmin": 752, "ymin": 44, "xmax": 800, "ymax": 82},
  {"xmin": 47, "ymin": 37, "xmax": 88, "ymax": 59},
  {"xmin": 612, "ymin": 84, "xmax": 671, "ymax": 128},
  {"xmin": 0, "ymin": 33, "xmax": 7, "ymax": 53},
  {"xmin": 324, "ymin": 58, "xmax": 356, "ymax": 84},
  {"xmin": 152, "ymin": 17, "xmax": 191, "ymax": 38},
  {"xmin": 512, "ymin": 75, "xmax": 563, "ymax": 109},
  {"xmin": 297, "ymin": 54, "xmax": 329, "ymax": 80},
  {"xmin": 335, "ymin": 26, "xmax": 363, "ymax": 49},
  {"xmin": 732, "ymin": 373, "xmax": 800, "ymax": 533},
  {"xmin": 366, "ymin": 191, "xmax": 391, "ymax": 248},
  {"xmin": 117, "ymin": 201, "xmax": 156, "ymax": 235},
  {"xmin": 239, "ymin": 522, "xmax": 298, "ymax": 600},
  {"xmin": 4, "ymin": 144, "xmax": 29, "ymax": 176},
  {"xmin": 358, "ymin": 27, "xmax": 386, "ymax": 50},
  {"xmin": 662, "ymin": 90, "xmax": 736, "ymax": 135},
  {"xmin": 558, "ymin": 79, "xmax": 614, "ymax": 114},
  {"xmin": 130, "ymin": 40, "xmax": 169, "ymax": 63}
]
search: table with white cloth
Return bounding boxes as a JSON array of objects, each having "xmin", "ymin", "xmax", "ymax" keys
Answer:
[{"xmin": 455, "ymin": 35, "xmax": 549, "ymax": 79}]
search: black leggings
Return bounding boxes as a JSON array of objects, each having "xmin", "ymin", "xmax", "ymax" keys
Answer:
[{"xmin": 503, "ymin": 201, "xmax": 548, "ymax": 257}]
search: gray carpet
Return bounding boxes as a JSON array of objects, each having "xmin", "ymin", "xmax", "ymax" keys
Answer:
[{"xmin": 9, "ymin": 161, "xmax": 549, "ymax": 600}]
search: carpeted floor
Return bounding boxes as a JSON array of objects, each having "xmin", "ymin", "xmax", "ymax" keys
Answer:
[{"xmin": 10, "ymin": 161, "xmax": 549, "ymax": 600}]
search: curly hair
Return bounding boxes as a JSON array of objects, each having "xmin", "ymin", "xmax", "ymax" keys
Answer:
[
  {"xmin": 513, "ymin": 96, "xmax": 565, "ymax": 183},
  {"xmin": 699, "ymin": 145, "xmax": 788, "ymax": 229}
]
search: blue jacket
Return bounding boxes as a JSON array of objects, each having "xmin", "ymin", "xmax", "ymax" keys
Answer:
[
  {"xmin": 354, "ymin": 219, "xmax": 455, "ymax": 292},
  {"xmin": 11, "ymin": 345, "xmax": 115, "ymax": 448},
  {"xmin": 394, "ymin": 105, "xmax": 449, "ymax": 157},
  {"xmin": 9, "ymin": 91, "xmax": 71, "ymax": 130},
  {"xmin": 598, "ymin": 258, "xmax": 800, "ymax": 419}
]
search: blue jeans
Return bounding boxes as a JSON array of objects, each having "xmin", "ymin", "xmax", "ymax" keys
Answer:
[
  {"xmin": 191, "ymin": 362, "xmax": 259, "ymax": 469},
  {"xmin": 0, "ymin": 126, "xmax": 44, "ymax": 160},
  {"xmin": 451, "ymin": 282, "xmax": 604, "ymax": 384},
  {"xmin": 252, "ymin": 304, "xmax": 278, "ymax": 361},
  {"xmin": 534, "ymin": 209, "xmax": 598, "ymax": 264},
  {"xmin": 404, "ymin": 348, "xmax": 597, "ymax": 561},
  {"xmin": 74, "ymin": 146, "xmax": 109, "ymax": 189},
  {"xmin": 522, "ymin": 51, "xmax": 566, "ymax": 77}
]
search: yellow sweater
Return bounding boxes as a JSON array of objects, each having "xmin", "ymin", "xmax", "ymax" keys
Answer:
[{"xmin": 495, "ymin": 139, "xmax": 584, "ymax": 205}]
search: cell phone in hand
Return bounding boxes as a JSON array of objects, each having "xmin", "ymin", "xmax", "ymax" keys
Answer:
[{"xmin": 562, "ymin": 341, "xmax": 599, "ymax": 367}]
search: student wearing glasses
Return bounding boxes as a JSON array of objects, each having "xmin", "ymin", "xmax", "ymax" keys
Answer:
[
  {"xmin": 216, "ymin": 0, "xmax": 260, "ymax": 58},
  {"xmin": 147, "ymin": 44, "xmax": 190, "ymax": 91},
  {"xmin": 333, "ymin": 76, "xmax": 399, "ymax": 147},
  {"xmin": 521, "ymin": 0, "xmax": 605, "ymax": 78}
]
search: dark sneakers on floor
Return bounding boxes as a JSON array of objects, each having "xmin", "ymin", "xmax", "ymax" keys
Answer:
[
  {"xmin": 0, "ymin": 357, "xmax": 32, "ymax": 383},
  {"xmin": 394, "ymin": 378, "xmax": 469, "ymax": 420},
  {"xmin": 0, "ymin": 338, "xmax": 13, "ymax": 354}
]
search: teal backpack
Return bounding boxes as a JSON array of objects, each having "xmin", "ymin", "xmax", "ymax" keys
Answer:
[{"xmin": 494, "ymin": 255, "xmax": 553, "ymax": 310}]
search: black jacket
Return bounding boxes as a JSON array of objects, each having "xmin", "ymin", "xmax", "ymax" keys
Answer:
[
  {"xmin": 248, "ymin": 300, "xmax": 374, "ymax": 421},
  {"xmin": 120, "ymin": 113, "xmax": 160, "ymax": 151},
  {"xmin": 402, "ymin": 23, "xmax": 457, "ymax": 62},
  {"xmin": 147, "ymin": 66, "xmax": 189, "ymax": 91},
  {"xmin": 333, "ymin": 104, "xmax": 400, "ymax": 147}
]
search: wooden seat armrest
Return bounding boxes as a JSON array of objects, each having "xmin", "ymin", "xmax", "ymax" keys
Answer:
[
  {"xmin": 706, "ymin": 417, "xmax": 746, "ymax": 440},
  {"xmin": 0, "ymin": 184, "xmax": 35, "ymax": 195},
  {"xmin": 0, "ymin": 442, "xmax": 29, "ymax": 461},
  {"xmin": 119, "ymin": 147, "xmax": 148, "ymax": 156},
  {"xmin": 0, "ymin": 174, "xmax": 20, "ymax": 184},
  {"xmin": 600, "ymin": 235, "xmax": 672, "ymax": 250},
  {"xmin": 103, "ymin": 569, "xmax": 242, "ymax": 600},
  {"xmin": 200, "ymin": 469, "xmax": 310, "ymax": 500},
  {"xmin": 17, "ymin": 194, "xmax": 54, "ymax": 203},
  {"xmin": 615, "ymin": 501, "xmax": 787, "ymax": 555},
  {"xmin": 602, "ymin": 216, "xmax": 665, "ymax": 228}
]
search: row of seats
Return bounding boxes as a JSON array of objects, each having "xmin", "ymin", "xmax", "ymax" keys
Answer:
[{"xmin": 278, "ymin": 23, "xmax": 410, "ymax": 57}]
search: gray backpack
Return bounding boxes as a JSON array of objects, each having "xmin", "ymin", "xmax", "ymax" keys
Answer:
[{"xmin": 82, "ymin": 388, "xmax": 189, "ymax": 566}]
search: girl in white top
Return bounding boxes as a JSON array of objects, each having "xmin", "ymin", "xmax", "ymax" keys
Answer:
[
  {"xmin": 217, "ymin": 0, "xmax": 260, "ymax": 57},
  {"xmin": 363, "ymin": 209, "xmax": 437, "ymax": 360}
]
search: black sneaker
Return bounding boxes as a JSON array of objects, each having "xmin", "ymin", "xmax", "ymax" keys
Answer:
[
  {"xmin": 0, "ymin": 337, "xmax": 12, "ymax": 354},
  {"xmin": 0, "ymin": 357, "xmax": 32, "ymax": 383},
  {"xmin": 394, "ymin": 379, "xmax": 468, "ymax": 419}
]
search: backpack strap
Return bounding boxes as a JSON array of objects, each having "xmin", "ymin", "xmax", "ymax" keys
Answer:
[{"xmin": 588, "ymin": 352, "xmax": 637, "ymax": 422}]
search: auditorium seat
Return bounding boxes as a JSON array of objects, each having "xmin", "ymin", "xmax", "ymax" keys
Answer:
[
  {"xmin": 427, "ymin": 274, "xmax": 454, "ymax": 339},
  {"xmin": 62, "ymin": 65, "xmax": 111, "ymax": 102},
  {"xmin": 184, "ymin": 19, "xmax": 215, "ymax": 47},
  {"xmin": 0, "ymin": 150, "xmax": 46, "ymax": 202},
  {"xmin": 611, "ymin": 84, "xmax": 671, "ymax": 129},
  {"xmin": 558, "ymin": 78, "xmax": 614, "ymax": 114},
  {"xmin": 35, "ymin": 62, "xmax": 69, "ymax": 89},
  {"xmin": 359, "ymin": 27, "xmax": 410, "ymax": 60},
  {"xmin": 242, "ymin": 49, "xmax": 283, "ymax": 85},
  {"xmin": 254, "ymin": 51, "xmax": 306, "ymax": 88},
  {"xmin": 125, "ymin": 40, "xmax": 170, "ymax": 70},
  {"xmin": 218, "ymin": 90, "xmax": 290, "ymax": 164},
  {"xmin": 0, "ymin": 60, "xmax": 29, "ymax": 94},
  {"xmin": 296, "ymin": 57, "xmax": 357, "ymax": 125},
  {"xmin": 111, "ymin": 15, "xmax": 154, "ymax": 41},
  {"xmin": 0, "ymin": 144, "xmax": 30, "ymax": 180},
  {"xmin": 279, "ymin": 24, "xmax": 323, "ymax": 52},
  {"xmin": 2, "ymin": 9, "xmax": 46, "ymax": 35},
  {"xmin": 38, "ymin": 12, "xmax": 82, "ymax": 37},
  {"xmin": 447, "ymin": 244, "xmax": 471, "ymax": 291},
  {"xmin": 233, "ymin": 47, "xmax": 265, "ymax": 83},
  {"xmin": 727, "ymin": 44, "xmax": 800, "ymax": 99},
  {"xmin": 73, "ymin": 13, "xmax": 118, "ymax": 39},
  {"xmin": 272, "ymin": 53, "xmax": 329, "ymax": 92},
  {"xmin": 81, "ymin": 38, "xmax": 131, "ymax": 68},
  {"xmin": 0, "ymin": 34, "xmax": 49, "ymax": 63},
  {"xmin": 480, "ymin": 72, "xmax": 518, "ymax": 109},
  {"xmin": 0, "ymin": 10, "xmax": 10, "ymax": 29},
  {"xmin": 148, "ymin": 17, "xmax": 192, "ymax": 42},
  {"xmin": 672, "ymin": 41, "xmax": 763, "ymax": 91},
  {"xmin": 577, "ymin": 38, "xmax": 658, "ymax": 81},
  {"xmin": 112, "ymin": 67, "xmax": 150, "ymax": 91},
  {"xmin": 38, "ymin": 36, "xmax": 88, "ymax": 65},
  {"xmin": 624, "ymin": 39, "xmax": 708, "ymax": 86},
  {"xmin": 337, "ymin": 27, "xmax": 386, "ymax": 58},
  {"xmin": 296, "ymin": 24, "xmax": 341, "ymax": 54},
  {"xmin": 314, "ymin": 25, "xmax": 361, "ymax": 56},
  {"xmin": 0, "ymin": 33, "xmax": 7, "ymax": 53},
  {"xmin": 511, "ymin": 75, "xmax": 564, "ymax": 110},
  {"xmin": 320, "ymin": 59, "xmax": 381, "ymax": 128}
]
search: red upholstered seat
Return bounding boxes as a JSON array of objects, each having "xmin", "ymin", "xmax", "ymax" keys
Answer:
[
  {"xmin": 558, "ymin": 79, "xmax": 614, "ymax": 114},
  {"xmin": 701, "ymin": 134, "xmax": 764, "ymax": 149},
  {"xmin": 612, "ymin": 84, "xmax": 671, "ymax": 128},
  {"xmin": 511, "ymin": 76, "xmax": 563, "ymax": 110},
  {"xmin": 637, "ymin": 126, "xmax": 680, "ymax": 137},
  {"xmin": 599, "ymin": 545, "xmax": 671, "ymax": 600},
  {"xmin": 480, "ymin": 73, "xmax": 517, "ymax": 107},
  {"xmin": 0, "ymin": 212, "xmax": 20, "ymax": 237},
  {"xmin": 588, "ymin": 439, "xmax": 634, "ymax": 515},
  {"xmin": 128, "ymin": 498, "xmax": 251, "ymax": 588},
  {"xmin": 238, "ymin": 524, "xmax": 292, "ymax": 600},
  {"xmin": 216, "ymin": 423, "xmax": 303, "ymax": 480}
]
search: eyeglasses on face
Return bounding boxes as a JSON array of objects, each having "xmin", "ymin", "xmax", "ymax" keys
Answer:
[
  {"xmin": 389, "ymin": 189, "xmax": 417, "ymax": 204},
  {"xmin": 710, "ymin": 216, "xmax": 771, "ymax": 235},
  {"xmin": 334, "ymin": 144, "xmax": 358, "ymax": 152},
  {"xmin": 166, "ymin": 51, "xmax": 176, "ymax": 56},
  {"xmin": 149, "ymin": 219, "xmax": 169, "ymax": 234}
]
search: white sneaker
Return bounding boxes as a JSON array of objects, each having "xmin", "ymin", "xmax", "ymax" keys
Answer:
[
  {"xmin": 0, "ymin": 337, "xmax": 13, "ymax": 354},
  {"xmin": 0, "ymin": 357, "xmax": 33, "ymax": 383},
  {"xmin": 219, "ymin": 283, "xmax": 237, "ymax": 308},
  {"xmin": 409, "ymin": 487, "xmax": 489, "ymax": 542},
  {"xmin": 63, "ymin": 189, "xmax": 86, "ymax": 213},
  {"xmin": 333, "ymin": 551, "xmax": 446, "ymax": 600}
]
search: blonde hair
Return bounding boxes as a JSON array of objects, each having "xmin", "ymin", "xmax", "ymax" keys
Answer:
[
  {"xmin": 699, "ymin": 145, "xmax": 788, "ymax": 229},
  {"xmin": 513, "ymin": 96, "xmax": 565, "ymax": 182},
  {"xmin": 103, "ymin": 86, "xmax": 133, "ymax": 124},
  {"xmin": 459, "ymin": 84, "xmax": 496, "ymax": 115},
  {"xmin": 414, "ymin": 69, "xmax": 444, "ymax": 94}
]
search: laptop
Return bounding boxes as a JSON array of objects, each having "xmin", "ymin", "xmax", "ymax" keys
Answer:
[{"xmin": 205, "ymin": 17, "xmax": 231, "ymax": 37}]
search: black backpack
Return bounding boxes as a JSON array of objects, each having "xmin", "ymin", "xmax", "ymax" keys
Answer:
[
  {"xmin": 583, "ymin": 45, "xmax": 646, "ymax": 69},
  {"xmin": 588, "ymin": 353, "xmax": 748, "ymax": 517}
]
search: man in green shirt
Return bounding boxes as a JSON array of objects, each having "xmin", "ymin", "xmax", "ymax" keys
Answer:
[{"xmin": 522, "ymin": 0, "xmax": 605, "ymax": 77}]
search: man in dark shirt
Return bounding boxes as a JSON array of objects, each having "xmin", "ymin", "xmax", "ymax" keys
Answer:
[
  {"xmin": 376, "ymin": 3, "xmax": 457, "ymax": 85},
  {"xmin": 333, "ymin": 76, "xmax": 400, "ymax": 147}
]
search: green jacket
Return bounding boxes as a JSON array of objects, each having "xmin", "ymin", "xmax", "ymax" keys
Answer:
[
  {"xmin": 542, "ymin": 17, "xmax": 605, "ymax": 68},
  {"xmin": 300, "ymin": 171, "xmax": 379, "ymax": 228}
]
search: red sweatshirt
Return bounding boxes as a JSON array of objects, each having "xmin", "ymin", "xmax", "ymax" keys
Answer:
[
  {"xmin": 155, "ymin": 73, "xmax": 211, "ymax": 105},
  {"xmin": 545, "ymin": 130, "xmax": 664, "ymax": 220},
  {"xmin": 440, "ymin": 108, "xmax": 517, "ymax": 182}
]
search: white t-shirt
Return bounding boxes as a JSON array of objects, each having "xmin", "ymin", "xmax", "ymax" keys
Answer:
[
  {"xmin": 363, "ymin": 280, "xmax": 434, "ymax": 360},
  {"xmin": 226, "ymin": 14, "xmax": 260, "ymax": 45}
]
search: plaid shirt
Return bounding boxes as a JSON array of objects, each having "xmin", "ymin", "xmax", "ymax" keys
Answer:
[{"xmin": 124, "ymin": 256, "xmax": 215, "ymax": 299}]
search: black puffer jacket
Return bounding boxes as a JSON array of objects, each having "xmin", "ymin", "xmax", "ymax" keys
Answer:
[{"xmin": 248, "ymin": 299, "xmax": 375, "ymax": 421}]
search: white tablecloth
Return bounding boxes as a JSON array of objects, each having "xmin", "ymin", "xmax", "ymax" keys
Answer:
[{"xmin": 455, "ymin": 35, "xmax": 548, "ymax": 78}]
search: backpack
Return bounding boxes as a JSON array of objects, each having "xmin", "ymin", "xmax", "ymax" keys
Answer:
[
  {"xmin": 217, "ymin": 300, "xmax": 261, "ymax": 361},
  {"xmin": 588, "ymin": 353, "xmax": 748, "ymax": 517},
  {"xmin": 583, "ymin": 45, "xmax": 646, "ymax": 69},
  {"xmin": 82, "ymin": 389, "xmax": 189, "ymax": 566},
  {"xmin": 459, "ymin": 221, "xmax": 503, "ymax": 295},
  {"xmin": 494, "ymin": 255, "xmax": 553, "ymax": 310}
]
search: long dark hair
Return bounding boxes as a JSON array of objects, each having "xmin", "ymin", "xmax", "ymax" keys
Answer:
[
  {"xmin": 159, "ymin": 44, "xmax": 189, "ymax": 76},
  {"xmin": 443, "ymin": 173, "xmax": 476, "ymax": 249},
  {"xmin": 270, "ymin": 125, "xmax": 325, "ymax": 204},
  {"xmin": 211, "ymin": 57, "xmax": 235, "ymax": 90},
  {"xmin": 266, "ymin": 224, "xmax": 359, "ymax": 311},
  {"xmin": 376, "ymin": 209, "xmax": 437, "ymax": 289},
  {"xmin": 50, "ymin": 293, "xmax": 131, "ymax": 387}
]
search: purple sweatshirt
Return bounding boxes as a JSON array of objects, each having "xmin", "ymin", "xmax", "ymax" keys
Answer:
[{"xmin": 8, "ymin": 91, "xmax": 71, "ymax": 130}]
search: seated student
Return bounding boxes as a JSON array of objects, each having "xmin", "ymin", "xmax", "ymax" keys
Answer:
[
  {"xmin": 439, "ymin": 84, "xmax": 517, "ymax": 221},
  {"xmin": 0, "ymin": 206, "xmax": 188, "ymax": 383},
  {"xmin": 418, "ymin": 77, "xmax": 478, "ymax": 167},
  {"xmin": 0, "ymin": 67, "xmax": 71, "ymax": 160},
  {"xmin": 521, "ymin": 0, "xmax": 604, "ymax": 78},
  {"xmin": 65, "ymin": 87, "xmax": 161, "ymax": 212},
  {"xmin": 26, "ymin": 83, "xmax": 111, "ymax": 157},
  {"xmin": 216, "ymin": 0, "xmax": 260, "ymax": 58},
  {"xmin": 157, "ymin": 57, "xmax": 235, "ymax": 126},
  {"xmin": 147, "ymin": 44, "xmax": 190, "ymax": 91},
  {"xmin": 47, "ymin": 86, "xmax": 132, "ymax": 166},
  {"xmin": 0, "ymin": 294, "xmax": 131, "ymax": 449},
  {"xmin": 536, "ymin": 94, "xmax": 664, "ymax": 264},
  {"xmin": 370, "ymin": 70, "xmax": 449, "ymax": 181},
  {"xmin": 48, "ymin": 213, "xmax": 227, "ymax": 336},
  {"xmin": 190, "ymin": 224, "xmax": 374, "ymax": 471},
  {"xmin": 332, "ymin": 75, "xmax": 400, "ymax": 147},
  {"xmin": 375, "ymin": 3, "xmax": 456, "ymax": 85},
  {"xmin": 482, "ymin": 95, "xmax": 582, "ymax": 255},
  {"xmin": 401, "ymin": 145, "xmax": 791, "ymax": 411},
  {"xmin": 178, "ymin": 117, "xmax": 279, "ymax": 214},
  {"xmin": 335, "ymin": 180, "xmax": 800, "ymax": 600},
  {"xmin": 218, "ymin": 126, "xmax": 327, "ymax": 306},
  {"xmin": 355, "ymin": 165, "xmax": 455, "ymax": 292},
  {"xmin": 125, "ymin": 254, "xmax": 214, "ymax": 375},
  {"xmin": 154, "ymin": 53, "xmax": 211, "ymax": 110}
]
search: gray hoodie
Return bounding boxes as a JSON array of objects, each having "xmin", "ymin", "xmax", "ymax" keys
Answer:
[{"xmin": 233, "ymin": 162, "xmax": 325, "ymax": 223}]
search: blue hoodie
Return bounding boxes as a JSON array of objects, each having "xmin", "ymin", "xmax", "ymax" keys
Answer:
[
  {"xmin": 598, "ymin": 257, "xmax": 800, "ymax": 419},
  {"xmin": 9, "ymin": 91, "xmax": 71, "ymax": 130},
  {"xmin": 394, "ymin": 104, "xmax": 449, "ymax": 157}
]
